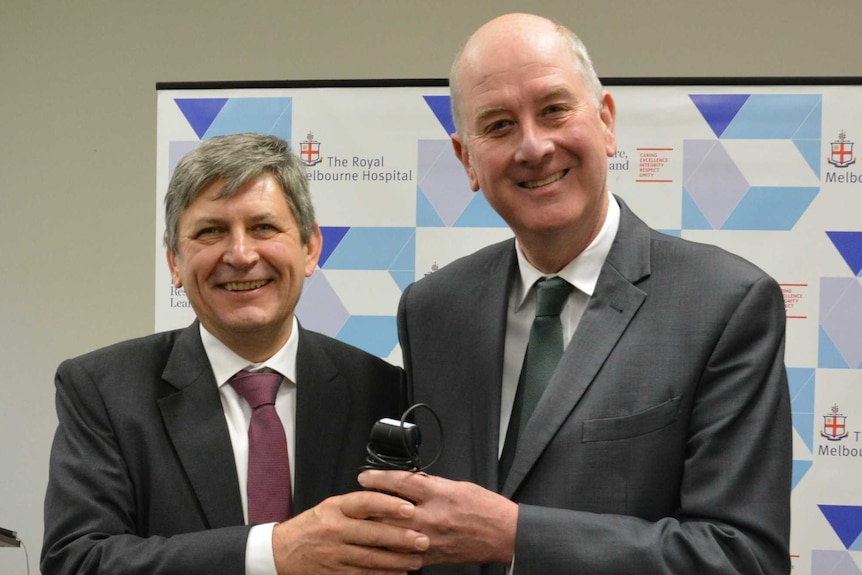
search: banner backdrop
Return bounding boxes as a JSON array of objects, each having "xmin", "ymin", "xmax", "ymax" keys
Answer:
[{"xmin": 156, "ymin": 79, "xmax": 862, "ymax": 574}]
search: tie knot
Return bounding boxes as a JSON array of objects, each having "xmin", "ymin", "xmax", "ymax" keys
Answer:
[
  {"xmin": 535, "ymin": 277, "xmax": 572, "ymax": 317},
  {"xmin": 229, "ymin": 370, "xmax": 283, "ymax": 409}
]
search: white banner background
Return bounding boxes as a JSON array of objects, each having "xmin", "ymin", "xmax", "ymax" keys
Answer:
[{"xmin": 156, "ymin": 80, "xmax": 862, "ymax": 574}]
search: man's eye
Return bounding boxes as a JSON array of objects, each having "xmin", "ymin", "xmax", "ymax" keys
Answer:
[
  {"xmin": 195, "ymin": 227, "xmax": 221, "ymax": 238},
  {"xmin": 484, "ymin": 119, "xmax": 512, "ymax": 135}
]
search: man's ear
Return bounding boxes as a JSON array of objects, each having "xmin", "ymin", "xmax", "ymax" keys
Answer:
[
  {"xmin": 166, "ymin": 248, "xmax": 182, "ymax": 288},
  {"xmin": 304, "ymin": 223, "xmax": 323, "ymax": 277},
  {"xmin": 452, "ymin": 134, "xmax": 480, "ymax": 192},
  {"xmin": 599, "ymin": 91, "xmax": 617, "ymax": 157}
]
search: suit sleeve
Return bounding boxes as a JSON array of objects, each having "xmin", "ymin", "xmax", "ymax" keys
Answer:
[
  {"xmin": 513, "ymin": 274, "xmax": 792, "ymax": 574},
  {"xmin": 41, "ymin": 358, "xmax": 251, "ymax": 575}
]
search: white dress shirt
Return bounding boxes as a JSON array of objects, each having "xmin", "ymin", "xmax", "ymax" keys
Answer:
[
  {"xmin": 200, "ymin": 318, "xmax": 299, "ymax": 575},
  {"xmin": 499, "ymin": 192, "xmax": 620, "ymax": 456}
]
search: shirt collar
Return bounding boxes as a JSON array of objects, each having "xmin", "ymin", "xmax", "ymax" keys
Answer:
[
  {"xmin": 199, "ymin": 318, "xmax": 299, "ymax": 388},
  {"xmin": 513, "ymin": 192, "xmax": 620, "ymax": 311}
]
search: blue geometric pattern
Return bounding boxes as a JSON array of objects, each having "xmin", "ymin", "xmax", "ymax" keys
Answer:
[
  {"xmin": 336, "ymin": 316, "xmax": 399, "ymax": 358},
  {"xmin": 455, "ymin": 193, "xmax": 507, "ymax": 227},
  {"xmin": 827, "ymin": 231, "xmax": 862, "ymax": 276},
  {"xmin": 819, "ymin": 278, "xmax": 862, "ymax": 369},
  {"xmin": 683, "ymin": 94, "xmax": 821, "ymax": 230},
  {"xmin": 321, "ymin": 227, "xmax": 414, "ymax": 271},
  {"xmin": 819, "ymin": 505, "xmax": 862, "ymax": 550},
  {"xmin": 722, "ymin": 186, "xmax": 818, "ymax": 230},
  {"xmin": 812, "ymin": 550, "xmax": 862, "ymax": 575},
  {"xmin": 689, "ymin": 94, "xmax": 749, "ymax": 138},
  {"xmin": 174, "ymin": 97, "xmax": 292, "ymax": 141},
  {"xmin": 174, "ymin": 99, "xmax": 228, "ymax": 139},
  {"xmin": 424, "ymin": 95, "xmax": 456, "ymax": 136},
  {"xmin": 788, "ymin": 367, "xmax": 815, "ymax": 490},
  {"xmin": 156, "ymin": 83, "xmax": 862, "ymax": 573},
  {"xmin": 789, "ymin": 368, "xmax": 816, "ymax": 452}
]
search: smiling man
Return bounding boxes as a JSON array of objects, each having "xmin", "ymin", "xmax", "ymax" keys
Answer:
[
  {"xmin": 42, "ymin": 133, "xmax": 428, "ymax": 575},
  {"xmin": 359, "ymin": 13, "xmax": 792, "ymax": 575}
]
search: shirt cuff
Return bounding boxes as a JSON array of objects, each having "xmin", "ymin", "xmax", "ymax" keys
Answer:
[{"xmin": 245, "ymin": 523, "xmax": 278, "ymax": 575}]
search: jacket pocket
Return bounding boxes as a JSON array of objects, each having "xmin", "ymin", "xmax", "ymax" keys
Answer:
[{"xmin": 582, "ymin": 396, "xmax": 681, "ymax": 442}]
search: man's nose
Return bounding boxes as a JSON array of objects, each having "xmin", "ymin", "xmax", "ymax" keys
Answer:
[
  {"xmin": 223, "ymin": 230, "xmax": 259, "ymax": 268},
  {"xmin": 514, "ymin": 122, "xmax": 554, "ymax": 165}
]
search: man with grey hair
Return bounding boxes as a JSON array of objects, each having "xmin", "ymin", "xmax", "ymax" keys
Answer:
[
  {"xmin": 360, "ymin": 13, "xmax": 791, "ymax": 574},
  {"xmin": 42, "ymin": 133, "xmax": 429, "ymax": 575}
]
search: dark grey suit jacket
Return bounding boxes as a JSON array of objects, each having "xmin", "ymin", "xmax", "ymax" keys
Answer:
[
  {"xmin": 399, "ymin": 199, "xmax": 791, "ymax": 574},
  {"xmin": 41, "ymin": 321, "xmax": 405, "ymax": 575}
]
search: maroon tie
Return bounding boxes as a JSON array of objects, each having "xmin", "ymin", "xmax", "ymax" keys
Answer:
[{"xmin": 229, "ymin": 370, "xmax": 292, "ymax": 524}]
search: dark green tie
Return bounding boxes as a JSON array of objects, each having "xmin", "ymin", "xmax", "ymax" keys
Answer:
[{"xmin": 499, "ymin": 276, "xmax": 572, "ymax": 488}]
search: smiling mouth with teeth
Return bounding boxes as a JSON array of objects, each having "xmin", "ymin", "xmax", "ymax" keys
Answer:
[
  {"xmin": 223, "ymin": 279, "xmax": 270, "ymax": 292},
  {"xmin": 522, "ymin": 169, "xmax": 568, "ymax": 189}
]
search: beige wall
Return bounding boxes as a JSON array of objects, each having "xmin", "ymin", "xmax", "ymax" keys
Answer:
[{"xmin": 1, "ymin": 1, "xmax": 859, "ymax": 570}]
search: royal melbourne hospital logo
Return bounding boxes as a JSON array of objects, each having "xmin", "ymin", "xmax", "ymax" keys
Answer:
[
  {"xmin": 300, "ymin": 131, "xmax": 323, "ymax": 166},
  {"xmin": 828, "ymin": 130, "xmax": 857, "ymax": 168},
  {"xmin": 821, "ymin": 404, "xmax": 849, "ymax": 441}
]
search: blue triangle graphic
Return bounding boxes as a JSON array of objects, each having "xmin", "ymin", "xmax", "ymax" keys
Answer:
[
  {"xmin": 792, "ymin": 459, "xmax": 812, "ymax": 490},
  {"xmin": 795, "ymin": 98, "xmax": 822, "ymax": 139},
  {"xmin": 793, "ymin": 413, "xmax": 815, "ymax": 453},
  {"xmin": 819, "ymin": 326, "xmax": 849, "ymax": 368},
  {"xmin": 826, "ymin": 231, "xmax": 862, "ymax": 276},
  {"xmin": 424, "ymin": 95, "xmax": 456, "ymax": 136},
  {"xmin": 336, "ymin": 316, "xmax": 398, "ymax": 358},
  {"xmin": 319, "ymin": 226, "xmax": 350, "ymax": 268},
  {"xmin": 681, "ymin": 188, "xmax": 712, "ymax": 229},
  {"xmin": 788, "ymin": 367, "xmax": 816, "ymax": 452},
  {"xmin": 454, "ymin": 193, "xmax": 507, "ymax": 227},
  {"xmin": 417, "ymin": 186, "xmax": 446, "ymax": 227},
  {"xmin": 175, "ymin": 98, "xmax": 228, "ymax": 139},
  {"xmin": 689, "ymin": 94, "xmax": 749, "ymax": 138},
  {"xmin": 390, "ymin": 232, "xmax": 415, "ymax": 274},
  {"xmin": 794, "ymin": 139, "xmax": 822, "ymax": 178},
  {"xmin": 389, "ymin": 270, "xmax": 416, "ymax": 292},
  {"xmin": 819, "ymin": 505, "xmax": 862, "ymax": 549}
]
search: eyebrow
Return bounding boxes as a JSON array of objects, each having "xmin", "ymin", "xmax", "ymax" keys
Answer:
[
  {"xmin": 472, "ymin": 86, "xmax": 578, "ymax": 127},
  {"xmin": 187, "ymin": 211, "xmax": 279, "ymax": 229}
]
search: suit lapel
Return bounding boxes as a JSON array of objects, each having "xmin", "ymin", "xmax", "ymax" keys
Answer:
[
  {"xmin": 502, "ymin": 199, "xmax": 652, "ymax": 496},
  {"xmin": 469, "ymin": 244, "xmax": 516, "ymax": 490},
  {"xmin": 158, "ymin": 322, "xmax": 245, "ymax": 527},
  {"xmin": 292, "ymin": 327, "xmax": 349, "ymax": 512}
]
